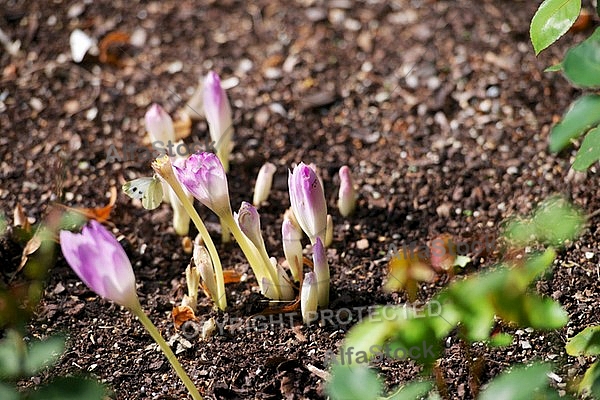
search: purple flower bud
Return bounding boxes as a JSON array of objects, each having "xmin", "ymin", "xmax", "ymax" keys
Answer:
[
  {"xmin": 173, "ymin": 152, "xmax": 232, "ymax": 217},
  {"xmin": 234, "ymin": 201, "xmax": 264, "ymax": 250},
  {"xmin": 59, "ymin": 220, "xmax": 138, "ymax": 309},
  {"xmin": 301, "ymin": 272, "xmax": 319, "ymax": 324},
  {"xmin": 203, "ymin": 71, "xmax": 233, "ymax": 171},
  {"xmin": 288, "ymin": 162, "xmax": 327, "ymax": 244},
  {"xmin": 145, "ymin": 104, "xmax": 176, "ymax": 148},
  {"xmin": 312, "ymin": 237, "xmax": 329, "ymax": 308},
  {"xmin": 337, "ymin": 165, "xmax": 357, "ymax": 217},
  {"xmin": 282, "ymin": 218, "xmax": 303, "ymax": 282},
  {"xmin": 253, "ymin": 162, "xmax": 276, "ymax": 207}
]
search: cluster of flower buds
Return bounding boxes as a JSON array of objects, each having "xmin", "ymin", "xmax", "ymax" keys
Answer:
[{"xmin": 286, "ymin": 163, "xmax": 333, "ymax": 323}]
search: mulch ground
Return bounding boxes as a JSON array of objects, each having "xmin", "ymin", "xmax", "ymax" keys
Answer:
[{"xmin": 1, "ymin": 0, "xmax": 599, "ymax": 399}]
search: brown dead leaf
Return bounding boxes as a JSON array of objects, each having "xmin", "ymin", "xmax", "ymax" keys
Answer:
[
  {"xmin": 17, "ymin": 234, "xmax": 42, "ymax": 273},
  {"xmin": 13, "ymin": 203, "xmax": 30, "ymax": 232},
  {"xmin": 99, "ymin": 31, "xmax": 130, "ymax": 65},
  {"xmin": 223, "ymin": 269, "xmax": 242, "ymax": 284},
  {"xmin": 174, "ymin": 110, "xmax": 192, "ymax": 140},
  {"xmin": 58, "ymin": 187, "xmax": 117, "ymax": 222},
  {"xmin": 385, "ymin": 249, "xmax": 435, "ymax": 302},
  {"xmin": 172, "ymin": 305, "xmax": 199, "ymax": 329}
]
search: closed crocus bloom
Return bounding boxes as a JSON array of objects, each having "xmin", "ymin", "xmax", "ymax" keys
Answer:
[
  {"xmin": 203, "ymin": 71, "xmax": 233, "ymax": 172},
  {"xmin": 288, "ymin": 162, "xmax": 327, "ymax": 244},
  {"xmin": 337, "ymin": 165, "xmax": 357, "ymax": 217},
  {"xmin": 145, "ymin": 103, "xmax": 176, "ymax": 147},
  {"xmin": 253, "ymin": 162, "xmax": 276, "ymax": 207},
  {"xmin": 312, "ymin": 237, "xmax": 329, "ymax": 308},
  {"xmin": 173, "ymin": 152, "xmax": 232, "ymax": 217},
  {"xmin": 301, "ymin": 272, "xmax": 319, "ymax": 324},
  {"xmin": 282, "ymin": 218, "xmax": 303, "ymax": 282},
  {"xmin": 59, "ymin": 220, "xmax": 138, "ymax": 309},
  {"xmin": 234, "ymin": 202, "xmax": 264, "ymax": 250}
]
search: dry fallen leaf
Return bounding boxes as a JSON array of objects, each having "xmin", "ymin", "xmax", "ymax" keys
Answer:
[
  {"xmin": 173, "ymin": 110, "xmax": 192, "ymax": 140},
  {"xmin": 17, "ymin": 233, "xmax": 42, "ymax": 273},
  {"xmin": 385, "ymin": 249, "xmax": 435, "ymax": 302},
  {"xmin": 58, "ymin": 186, "xmax": 117, "ymax": 222},
  {"xmin": 99, "ymin": 31, "xmax": 130, "ymax": 65},
  {"xmin": 172, "ymin": 305, "xmax": 199, "ymax": 329},
  {"xmin": 13, "ymin": 203, "xmax": 30, "ymax": 232},
  {"xmin": 223, "ymin": 269, "xmax": 242, "ymax": 284}
]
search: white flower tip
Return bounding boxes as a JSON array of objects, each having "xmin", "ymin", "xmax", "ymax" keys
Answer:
[
  {"xmin": 301, "ymin": 272, "xmax": 319, "ymax": 324},
  {"xmin": 253, "ymin": 162, "xmax": 277, "ymax": 206}
]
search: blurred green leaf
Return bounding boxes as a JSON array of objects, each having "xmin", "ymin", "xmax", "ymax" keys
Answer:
[
  {"xmin": 503, "ymin": 218, "xmax": 537, "ymax": 246},
  {"xmin": 0, "ymin": 213, "xmax": 6, "ymax": 236},
  {"xmin": 573, "ymin": 126, "xmax": 600, "ymax": 170},
  {"xmin": 544, "ymin": 63, "xmax": 563, "ymax": 72},
  {"xmin": 530, "ymin": 0, "xmax": 581, "ymax": 55},
  {"xmin": 563, "ymin": 27, "xmax": 600, "ymax": 87},
  {"xmin": 550, "ymin": 95, "xmax": 600, "ymax": 152},
  {"xmin": 566, "ymin": 325, "xmax": 600, "ymax": 356},
  {"xmin": 327, "ymin": 364, "xmax": 382, "ymax": 400},
  {"xmin": 23, "ymin": 335, "xmax": 65, "ymax": 376},
  {"xmin": 478, "ymin": 363, "xmax": 561, "ymax": 400},
  {"xmin": 489, "ymin": 333, "xmax": 513, "ymax": 347},
  {"xmin": 579, "ymin": 361, "xmax": 600, "ymax": 397},
  {"xmin": 0, "ymin": 332, "xmax": 25, "ymax": 380},
  {"xmin": 532, "ymin": 197, "xmax": 585, "ymax": 246},
  {"xmin": 0, "ymin": 383, "xmax": 19, "ymax": 400},
  {"xmin": 25, "ymin": 377, "xmax": 106, "ymax": 400},
  {"xmin": 383, "ymin": 381, "xmax": 433, "ymax": 399}
]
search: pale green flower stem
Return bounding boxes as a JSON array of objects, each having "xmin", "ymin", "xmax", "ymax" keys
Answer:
[
  {"xmin": 130, "ymin": 302, "xmax": 203, "ymax": 400},
  {"xmin": 220, "ymin": 214, "xmax": 281, "ymax": 299},
  {"xmin": 161, "ymin": 173, "xmax": 227, "ymax": 311},
  {"xmin": 219, "ymin": 216, "xmax": 231, "ymax": 243}
]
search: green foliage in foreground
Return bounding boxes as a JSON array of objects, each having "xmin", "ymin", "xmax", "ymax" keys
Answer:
[
  {"xmin": 530, "ymin": 0, "xmax": 600, "ymax": 170},
  {"xmin": 327, "ymin": 198, "xmax": 595, "ymax": 399},
  {"xmin": 0, "ymin": 331, "xmax": 107, "ymax": 400}
]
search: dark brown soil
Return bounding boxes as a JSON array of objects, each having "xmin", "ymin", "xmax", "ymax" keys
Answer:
[{"xmin": 1, "ymin": 0, "xmax": 599, "ymax": 399}]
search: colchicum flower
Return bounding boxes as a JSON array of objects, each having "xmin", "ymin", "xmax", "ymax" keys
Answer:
[
  {"xmin": 301, "ymin": 272, "xmax": 319, "ymax": 324},
  {"xmin": 337, "ymin": 165, "xmax": 357, "ymax": 217},
  {"xmin": 253, "ymin": 162, "xmax": 277, "ymax": 207},
  {"xmin": 173, "ymin": 152, "xmax": 232, "ymax": 217},
  {"xmin": 145, "ymin": 103, "xmax": 176, "ymax": 205},
  {"xmin": 145, "ymin": 103, "xmax": 176, "ymax": 148},
  {"xmin": 193, "ymin": 241, "xmax": 218, "ymax": 305},
  {"xmin": 282, "ymin": 218, "xmax": 303, "ymax": 282},
  {"xmin": 234, "ymin": 202, "xmax": 265, "ymax": 251},
  {"xmin": 60, "ymin": 220, "xmax": 138, "ymax": 309},
  {"xmin": 288, "ymin": 162, "xmax": 327, "ymax": 244},
  {"xmin": 203, "ymin": 71, "xmax": 233, "ymax": 172},
  {"xmin": 312, "ymin": 237, "xmax": 330, "ymax": 308},
  {"xmin": 59, "ymin": 220, "xmax": 203, "ymax": 399},
  {"xmin": 173, "ymin": 152, "xmax": 280, "ymax": 299}
]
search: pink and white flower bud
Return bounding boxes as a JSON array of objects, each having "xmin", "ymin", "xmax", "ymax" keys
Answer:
[
  {"xmin": 301, "ymin": 272, "xmax": 319, "ymax": 324},
  {"xmin": 282, "ymin": 218, "xmax": 303, "ymax": 282},
  {"xmin": 234, "ymin": 202, "xmax": 265, "ymax": 251},
  {"xmin": 253, "ymin": 162, "xmax": 276, "ymax": 207},
  {"xmin": 59, "ymin": 220, "xmax": 139, "ymax": 309},
  {"xmin": 145, "ymin": 103, "xmax": 176, "ymax": 148},
  {"xmin": 203, "ymin": 71, "xmax": 233, "ymax": 172},
  {"xmin": 288, "ymin": 162, "xmax": 327, "ymax": 244},
  {"xmin": 337, "ymin": 165, "xmax": 357, "ymax": 217}
]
